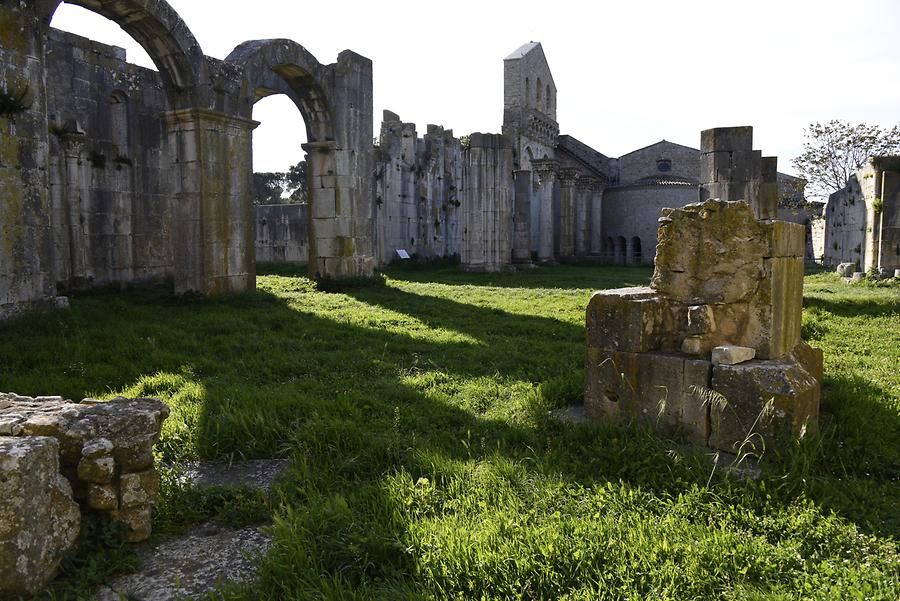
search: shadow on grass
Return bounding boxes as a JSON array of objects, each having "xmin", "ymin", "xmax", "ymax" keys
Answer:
[
  {"xmin": 805, "ymin": 295, "xmax": 900, "ymax": 319},
  {"xmin": 382, "ymin": 263, "xmax": 654, "ymax": 291}
]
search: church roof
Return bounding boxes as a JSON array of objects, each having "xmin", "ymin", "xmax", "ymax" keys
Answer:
[
  {"xmin": 504, "ymin": 42, "xmax": 541, "ymax": 60},
  {"xmin": 557, "ymin": 135, "xmax": 613, "ymax": 181}
]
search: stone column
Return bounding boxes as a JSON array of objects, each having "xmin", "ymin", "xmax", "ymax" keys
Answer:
[
  {"xmin": 460, "ymin": 133, "xmax": 514, "ymax": 272},
  {"xmin": 574, "ymin": 177, "xmax": 594, "ymax": 256},
  {"xmin": 531, "ymin": 159, "xmax": 558, "ymax": 263},
  {"xmin": 60, "ymin": 132, "xmax": 90, "ymax": 286},
  {"xmin": 589, "ymin": 179, "xmax": 606, "ymax": 256},
  {"xmin": 558, "ymin": 168, "xmax": 580, "ymax": 259},
  {"xmin": 512, "ymin": 169, "xmax": 533, "ymax": 264},
  {"xmin": 165, "ymin": 109, "xmax": 258, "ymax": 296}
]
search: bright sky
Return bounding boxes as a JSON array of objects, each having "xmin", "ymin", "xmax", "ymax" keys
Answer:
[{"xmin": 51, "ymin": 0, "xmax": 900, "ymax": 177}]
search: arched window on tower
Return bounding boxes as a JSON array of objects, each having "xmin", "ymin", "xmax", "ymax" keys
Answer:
[
  {"xmin": 525, "ymin": 77, "xmax": 530, "ymax": 108},
  {"xmin": 536, "ymin": 78, "xmax": 542, "ymax": 111},
  {"xmin": 546, "ymin": 85, "xmax": 552, "ymax": 112}
]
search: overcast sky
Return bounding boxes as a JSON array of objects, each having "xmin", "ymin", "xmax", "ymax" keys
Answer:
[{"xmin": 51, "ymin": 0, "xmax": 900, "ymax": 177}]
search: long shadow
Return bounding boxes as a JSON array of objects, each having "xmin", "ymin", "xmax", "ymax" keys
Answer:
[
  {"xmin": 381, "ymin": 263, "xmax": 654, "ymax": 291},
  {"xmin": 805, "ymin": 295, "xmax": 900, "ymax": 319}
]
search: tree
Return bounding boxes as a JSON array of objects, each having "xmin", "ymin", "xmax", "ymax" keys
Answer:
[
  {"xmin": 251, "ymin": 160, "xmax": 307, "ymax": 205},
  {"xmin": 792, "ymin": 120, "xmax": 900, "ymax": 198}
]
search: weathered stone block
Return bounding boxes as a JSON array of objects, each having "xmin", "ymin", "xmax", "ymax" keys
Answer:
[
  {"xmin": 653, "ymin": 200, "xmax": 768, "ymax": 305},
  {"xmin": 585, "ymin": 349, "xmax": 711, "ymax": 444},
  {"xmin": 709, "ymin": 354, "xmax": 820, "ymax": 453},
  {"xmin": 87, "ymin": 484, "xmax": 119, "ymax": 510},
  {"xmin": 701, "ymin": 127, "xmax": 753, "ymax": 153},
  {"xmin": 764, "ymin": 220, "xmax": 805, "ymax": 258},
  {"xmin": 77, "ymin": 455, "xmax": 116, "ymax": 484},
  {"xmin": 110, "ymin": 505, "xmax": 152, "ymax": 543},
  {"xmin": 586, "ymin": 287, "xmax": 672, "ymax": 353},
  {"xmin": 836, "ymin": 262, "xmax": 856, "ymax": 277},
  {"xmin": 758, "ymin": 257, "xmax": 804, "ymax": 359},
  {"xmin": 0, "ymin": 437, "xmax": 80, "ymax": 596},
  {"xmin": 711, "ymin": 345, "xmax": 756, "ymax": 366},
  {"xmin": 120, "ymin": 469, "xmax": 160, "ymax": 509}
]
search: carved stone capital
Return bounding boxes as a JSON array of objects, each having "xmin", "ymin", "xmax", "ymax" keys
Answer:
[
  {"xmin": 531, "ymin": 159, "xmax": 559, "ymax": 184},
  {"xmin": 558, "ymin": 168, "xmax": 580, "ymax": 187}
]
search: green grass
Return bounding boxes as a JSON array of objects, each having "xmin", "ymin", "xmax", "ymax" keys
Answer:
[{"xmin": 2, "ymin": 264, "xmax": 897, "ymax": 600}]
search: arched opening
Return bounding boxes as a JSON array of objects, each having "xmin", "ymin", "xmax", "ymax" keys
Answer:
[
  {"xmin": 631, "ymin": 236, "xmax": 642, "ymax": 264},
  {"xmin": 525, "ymin": 77, "xmax": 531, "ymax": 108},
  {"xmin": 616, "ymin": 236, "xmax": 627, "ymax": 265},
  {"xmin": 546, "ymin": 85, "xmax": 552, "ymax": 112},
  {"xmin": 251, "ymin": 94, "xmax": 309, "ymax": 266},
  {"xmin": 227, "ymin": 40, "xmax": 350, "ymax": 281},
  {"xmin": 536, "ymin": 77, "xmax": 543, "ymax": 111}
]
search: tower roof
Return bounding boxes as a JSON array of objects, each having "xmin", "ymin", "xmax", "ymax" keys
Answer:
[{"xmin": 504, "ymin": 41, "xmax": 541, "ymax": 60}]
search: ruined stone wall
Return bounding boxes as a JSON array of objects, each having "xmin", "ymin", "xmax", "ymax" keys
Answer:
[
  {"xmin": 254, "ymin": 204, "xmax": 308, "ymax": 263},
  {"xmin": 374, "ymin": 112, "xmax": 462, "ymax": 264},
  {"xmin": 823, "ymin": 175, "xmax": 868, "ymax": 268},
  {"xmin": 617, "ymin": 141, "xmax": 699, "ymax": 186},
  {"xmin": 45, "ymin": 30, "xmax": 175, "ymax": 289},
  {"xmin": 602, "ymin": 184, "xmax": 697, "ymax": 264},
  {"xmin": 0, "ymin": 2, "xmax": 56, "ymax": 321}
]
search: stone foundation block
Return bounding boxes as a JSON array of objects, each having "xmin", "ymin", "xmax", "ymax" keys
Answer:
[
  {"xmin": 87, "ymin": 484, "xmax": 119, "ymax": 510},
  {"xmin": 0, "ymin": 437, "xmax": 81, "ymax": 596},
  {"xmin": 585, "ymin": 349, "xmax": 711, "ymax": 444},
  {"xmin": 712, "ymin": 345, "xmax": 756, "ymax": 366},
  {"xmin": 120, "ymin": 469, "xmax": 160, "ymax": 509},
  {"xmin": 709, "ymin": 352, "xmax": 820, "ymax": 453},
  {"xmin": 78, "ymin": 455, "xmax": 116, "ymax": 484},
  {"xmin": 586, "ymin": 287, "xmax": 683, "ymax": 353},
  {"xmin": 110, "ymin": 505, "xmax": 153, "ymax": 543}
]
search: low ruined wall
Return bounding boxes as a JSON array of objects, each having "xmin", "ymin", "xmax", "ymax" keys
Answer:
[
  {"xmin": 1, "ymin": 393, "xmax": 169, "ymax": 595},
  {"xmin": 254, "ymin": 204, "xmax": 309, "ymax": 263}
]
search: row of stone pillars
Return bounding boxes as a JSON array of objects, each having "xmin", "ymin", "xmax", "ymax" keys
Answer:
[{"xmin": 523, "ymin": 159, "xmax": 605, "ymax": 263}]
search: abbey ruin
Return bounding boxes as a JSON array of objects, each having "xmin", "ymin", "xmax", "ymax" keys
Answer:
[{"xmin": 1, "ymin": 0, "xmax": 840, "ymax": 323}]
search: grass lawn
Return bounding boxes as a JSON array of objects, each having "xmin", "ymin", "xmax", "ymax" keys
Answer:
[{"xmin": 1, "ymin": 264, "xmax": 897, "ymax": 600}]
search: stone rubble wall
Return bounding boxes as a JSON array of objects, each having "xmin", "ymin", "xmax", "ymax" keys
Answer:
[
  {"xmin": 823, "ymin": 158, "xmax": 900, "ymax": 274},
  {"xmin": 1, "ymin": 393, "xmax": 170, "ymax": 595},
  {"xmin": 375, "ymin": 112, "xmax": 462, "ymax": 264},
  {"xmin": 254, "ymin": 204, "xmax": 309, "ymax": 264},
  {"xmin": 585, "ymin": 127, "xmax": 822, "ymax": 454}
]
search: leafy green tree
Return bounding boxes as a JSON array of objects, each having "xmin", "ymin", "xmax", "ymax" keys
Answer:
[
  {"xmin": 792, "ymin": 120, "xmax": 900, "ymax": 198},
  {"xmin": 251, "ymin": 160, "xmax": 307, "ymax": 205}
]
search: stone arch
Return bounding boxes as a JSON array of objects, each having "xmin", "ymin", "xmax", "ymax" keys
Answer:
[
  {"xmin": 39, "ymin": 0, "xmax": 205, "ymax": 108},
  {"xmin": 226, "ymin": 39, "xmax": 335, "ymax": 144},
  {"xmin": 226, "ymin": 39, "xmax": 374, "ymax": 282}
]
